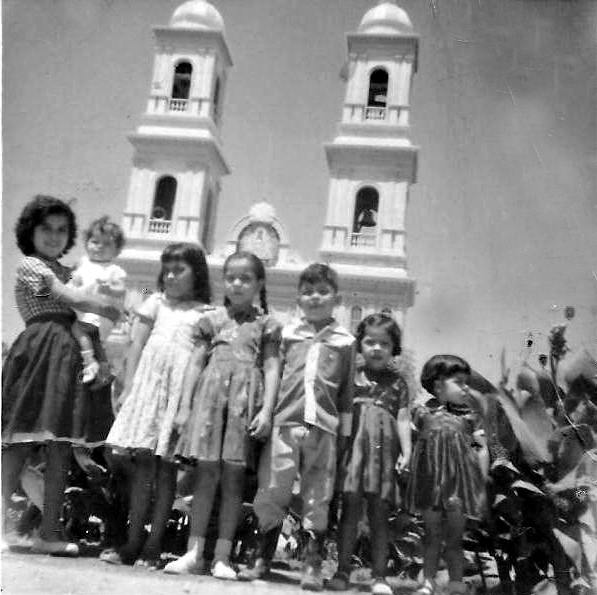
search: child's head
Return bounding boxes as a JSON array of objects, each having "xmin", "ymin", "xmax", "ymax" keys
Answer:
[
  {"xmin": 420, "ymin": 354, "xmax": 471, "ymax": 405},
  {"xmin": 157, "ymin": 243, "xmax": 211, "ymax": 303},
  {"xmin": 297, "ymin": 263, "xmax": 340, "ymax": 328},
  {"xmin": 356, "ymin": 313, "xmax": 402, "ymax": 371},
  {"xmin": 15, "ymin": 194, "xmax": 77, "ymax": 258},
  {"xmin": 84, "ymin": 216, "xmax": 125, "ymax": 263},
  {"xmin": 223, "ymin": 251, "xmax": 268, "ymax": 313}
]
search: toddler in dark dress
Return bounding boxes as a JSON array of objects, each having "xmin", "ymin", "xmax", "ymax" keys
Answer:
[
  {"xmin": 405, "ymin": 355, "xmax": 489, "ymax": 595},
  {"xmin": 329, "ymin": 313, "xmax": 412, "ymax": 595}
]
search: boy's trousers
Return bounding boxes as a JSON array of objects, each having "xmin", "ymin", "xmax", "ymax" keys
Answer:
[{"xmin": 253, "ymin": 424, "xmax": 336, "ymax": 533}]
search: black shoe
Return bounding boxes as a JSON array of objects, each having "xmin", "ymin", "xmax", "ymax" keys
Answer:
[
  {"xmin": 236, "ymin": 525, "xmax": 280, "ymax": 582},
  {"xmin": 300, "ymin": 530, "xmax": 325, "ymax": 591}
]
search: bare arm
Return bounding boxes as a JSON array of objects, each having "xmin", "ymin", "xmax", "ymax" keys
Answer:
[
  {"xmin": 396, "ymin": 406, "xmax": 412, "ymax": 471},
  {"xmin": 46, "ymin": 275, "xmax": 121, "ymax": 321},
  {"xmin": 474, "ymin": 432, "xmax": 490, "ymax": 480},
  {"xmin": 120, "ymin": 316, "xmax": 152, "ymax": 398},
  {"xmin": 249, "ymin": 342, "xmax": 281, "ymax": 440}
]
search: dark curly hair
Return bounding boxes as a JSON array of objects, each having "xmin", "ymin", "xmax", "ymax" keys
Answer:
[
  {"xmin": 355, "ymin": 313, "xmax": 402, "ymax": 356},
  {"xmin": 15, "ymin": 195, "xmax": 77, "ymax": 256},
  {"xmin": 157, "ymin": 242, "xmax": 211, "ymax": 304},
  {"xmin": 420, "ymin": 354, "xmax": 471, "ymax": 395},
  {"xmin": 298, "ymin": 262, "xmax": 339, "ymax": 293},
  {"xmin": 223, "ymin": 251, "xmax": 269, "ymax": 314},
  {"xmin": 84, "ymin": 216, "xmax": 126, "ymax": 254}
]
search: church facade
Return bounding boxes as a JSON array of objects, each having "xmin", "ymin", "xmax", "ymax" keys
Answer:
[{"xmin": 116, "ymin": 0, "xmax": 420, "ymax": 337}]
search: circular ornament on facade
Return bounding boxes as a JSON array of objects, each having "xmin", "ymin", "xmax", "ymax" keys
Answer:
[{"xmin": 237, "ymin": 222, "xmax": 280, "ymax": 267}]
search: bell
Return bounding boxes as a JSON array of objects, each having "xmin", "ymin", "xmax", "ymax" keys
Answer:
[{"xmin": 358, "ymin": 208, "xmax": 377, "ymax": 227}]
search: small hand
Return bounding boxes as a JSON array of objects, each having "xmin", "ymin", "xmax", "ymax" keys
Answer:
[
  {"xmin": 248, "ymin": 410, "xmax": 272, "ymax": 441},
  {"xmin": 396, "ymin": 454, "xmax": 411, "ymax": 473},
  {"xmin": 174, "ymin": 408, "xmax": 190, "ymax": 432}
]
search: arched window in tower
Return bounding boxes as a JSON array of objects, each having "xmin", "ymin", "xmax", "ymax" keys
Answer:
[
  {"xmin": 170, "ymin": 61, "xmax": 192, "ymax": 112},
  {"xmin": 365, "ymin": 68, "xmax": 388, "ymax": 120},
  {"xmin": 212, "ymin": 77, "xmax": 221, "ymax": 124},
  {"xmin": 201, "ymin": 190, "xmax": 214, "ymax": 252},
  {"xmin": 149, "ymin": 176, "xmax": 176, "ymax": 234},
  {"xmin": 351, "ymin": 186, "xmax": 378, "ymax": 247},
  {"xmin": 350, "ymin": 305, "xmax": 363, "ymax": 333}
]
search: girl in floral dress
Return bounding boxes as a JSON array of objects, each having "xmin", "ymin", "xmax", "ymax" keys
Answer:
[
  {"xmin": 100, "ymin": 243, "xmax": 213, "ymax": 567},
  {"xmin": 164, "ymin": 251, "xmax": 281, "ymax": 580}
]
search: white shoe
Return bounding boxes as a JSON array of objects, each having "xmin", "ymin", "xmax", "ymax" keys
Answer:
[
  {"xmin": 163, "ymin": 552, "xmax": 203, "ymax": 575},
  {"xmin": 211, "ymin": 559, "xmax": 237, "ymax": 580}
]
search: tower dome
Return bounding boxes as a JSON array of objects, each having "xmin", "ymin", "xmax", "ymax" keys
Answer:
[
  {"xmin": 358, "ymin": 1, "xmax": 412, "ymax": 34},
  {"xmin": 170, "ymin": 0, "xmax": 224, "ymax": 32}
]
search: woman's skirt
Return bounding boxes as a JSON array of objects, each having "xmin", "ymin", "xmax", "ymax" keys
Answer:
[{"xmin": 2, "ymin": 314, "xmax": 113, "ymax": 446}]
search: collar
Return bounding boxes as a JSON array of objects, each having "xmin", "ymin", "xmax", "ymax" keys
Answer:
[{"xmin": 295, "ymin": 317, "xmax": 340, "ymax": 338}]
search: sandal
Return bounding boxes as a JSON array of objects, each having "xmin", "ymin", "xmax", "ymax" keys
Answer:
[
  {"xmin": 99, "ymin": 548, "xmax": 135, "ymax": 566},
  {"xmin": 31, "ymin": 537, "xmax": 79, "ymax": 557},
  {"xmin": 134, "ymin": 557, "xmax": 160, "ymax": 571},
  {"xmin": 416, "ymin": 579, "xmax": 435, "ymax": 595}
]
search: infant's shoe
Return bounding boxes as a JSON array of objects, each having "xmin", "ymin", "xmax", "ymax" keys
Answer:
[{"xmin": 211, "ymin": 559, "xmax": 237, "ymax": 580}]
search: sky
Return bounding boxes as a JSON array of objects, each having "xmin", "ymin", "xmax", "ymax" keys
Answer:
[{"xmin": 3, "ymin": 0, "xmax": 596, "ymax": 382}]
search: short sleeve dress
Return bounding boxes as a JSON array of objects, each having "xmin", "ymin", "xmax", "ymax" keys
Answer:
[
  {"xmin": 174, "ymin": 306, "xmax": 282, "ymax": 466},
  {"xmin": 405, "ymin": 397, "xmax": 486, "ymax": 518},
  {"xmin": 340, "ymin": 367, "xmax": 410, "ymax": 503},
  {"xmin": 106, "ymin": 293, "xmax": 213, "ymax": 460},
  {"xmin": 2, "ymin": 255, "xmax": 112, "ymax": 446}
]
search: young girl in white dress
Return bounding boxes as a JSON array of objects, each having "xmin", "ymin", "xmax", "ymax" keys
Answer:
[{"xmin": 100, "ymin": 243, "xmax": 213, "ymax": 567}]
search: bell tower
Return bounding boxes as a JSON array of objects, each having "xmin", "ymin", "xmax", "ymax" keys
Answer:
[
  {"xmin": 320, "ymin": 0, "xmax": 419, "ymax": 327},
  {"xmin": 119, "ymin": 0, "xmax": 231, "ymax": 272}
]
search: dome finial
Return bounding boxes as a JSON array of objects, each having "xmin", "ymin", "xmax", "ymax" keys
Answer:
[
  {"xmin": 359, "ymin": 1, "xmax": 412, "ymax": 34},
  {"xmin": 170, "ymin": 0, "xmax": 225, "ymax": 32}
]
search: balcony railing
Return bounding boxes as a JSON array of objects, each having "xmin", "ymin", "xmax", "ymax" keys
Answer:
[
  {"xmin": 169, "ymin": 98, "xmax": 188, "ymax": 112},
  {"xmin": 350, "ymin": 232, "xmax": 376, "ymax": 248},
  {"xmin": 148, "ymin": 219, "xmax": 171, "ymax": 234},
  {"xmin": 363, "ymin": 106, "xmax": 387, "ymax": 120}
]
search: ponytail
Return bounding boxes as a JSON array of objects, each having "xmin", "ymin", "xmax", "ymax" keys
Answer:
[{"xmin": 259, "ymin": 285, "xmax": 269, "ymax": 314}]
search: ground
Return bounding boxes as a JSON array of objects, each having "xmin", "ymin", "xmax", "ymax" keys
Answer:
[{"xmin": 1, "ymin": 548, "xmax": 561, "ymax": 595}]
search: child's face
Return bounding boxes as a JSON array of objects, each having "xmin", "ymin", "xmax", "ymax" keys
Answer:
[
  {"xmin": 33, "ymin": 214, "xmax": 70, "ymax": 259},
  {"xmin": 162, "ymin": 259, "xmax": 195, "ymax": 301},
  {"xmin": 87, "ymin": 230, "xmax": 118, "ymax": 263},
  {"xmin": 224, "ymin": 257, "xmax": 263, "ymax": 310},
  {"xmin": 435, "ymin": 372, "xmax": 469, "ymax": 405},
  {"xmin": 360, "ymin": 327, "xmax": 394, "ymax": 371},
  {"xmin": 297, "ymin": 281, "xmax": 340, "ymax": 328}
]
